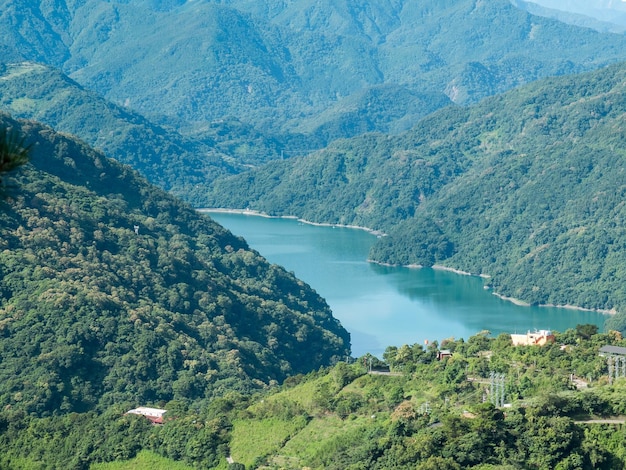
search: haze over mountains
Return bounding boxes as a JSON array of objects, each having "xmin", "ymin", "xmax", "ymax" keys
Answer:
[{"xmin": 525, "ymin": 0, "xmax": 626, "ymax": 29}]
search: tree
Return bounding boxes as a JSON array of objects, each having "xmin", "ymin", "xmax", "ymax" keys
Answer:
[
  {"xmin": 416, "ymin": 456, "xmax": 461, "ymax": 470},
  {"xmin": 605, "ymin": 313, "xmax": 626, "ymax": 336},
  {"xmin": 0, "ymin": 126, "xmax": 30, "ymax": 186},
  {"xmin": 575, "ymin": 324, "xmax": 599, "ymax": 340}
]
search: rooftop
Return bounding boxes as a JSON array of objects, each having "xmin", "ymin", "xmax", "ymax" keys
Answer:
[
  {"xmin": 599, "ymin": 345, "xmax": 626, "ymax": 356},
  {"xmin": 126, "ymin": 407, "xmax": 167, "ymax": 424}
]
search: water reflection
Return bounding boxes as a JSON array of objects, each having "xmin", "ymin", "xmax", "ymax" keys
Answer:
[{"xmin": 206, "ymin": 212, "xmax": 609, "ymax": 357}]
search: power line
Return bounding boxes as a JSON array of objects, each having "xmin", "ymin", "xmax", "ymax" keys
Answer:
[
  {"xmin": 489, "ymin": 372, "xmax": 506, "ymax": 408},
  {"xmin": 608, "ymin": 355, "xmax": 626, "ymax": 384}
]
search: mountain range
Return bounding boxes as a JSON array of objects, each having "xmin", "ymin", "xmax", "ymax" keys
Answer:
[
  {"xmin": 205, "ymin": 61, "xmax": 626, "ymax": 314},
  {"xmin": 522, "ymin": 0, "xmax": 626, "ymax": 30},
  {"xmin": 0, "ymin": 62, "xmax": 240, "ymax": 204},
  {"xmin": 3, "ymin": 0, "xmax": 626, "ymax": 145},
  {"xmin": 0, "ymin": 0, "xmax": 624, "ymax": 379},
  {"xmin": 0, "ymin": 0, "xmax": 625, "ymax": 331},
  {"xmin": 0, "ymin": 0, "xmax": 626, "ymax": 384},
  {"xmin": 2, "ymin": 0, "xmax": 626, "ymax": 466}
]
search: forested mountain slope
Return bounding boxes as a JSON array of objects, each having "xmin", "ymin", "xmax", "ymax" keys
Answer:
[
  {"xmin": 0, "ymin": 62, "xmax": 237, "ymax": 205},
  {"xmin": 2, "ymin": 0, "xmax": 626, "ymax": 143},
  {"xmin": 0, "ymin": 113, "xmax": 349, "ymax": 416},
  {"xmin": 205, "ymin": 61, "xmax": 626, "ymax": 314},
  {"xmin": 0, "ymin": 61, "xmax": 329, "ymax": 205}
]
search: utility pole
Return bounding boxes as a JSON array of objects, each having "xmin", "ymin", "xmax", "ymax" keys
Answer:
[
  {"xmin": 489, "ymin": 372, "xmax": 506, "ymax": 407},
  {"xmin": 608, "ymin": 355, "xmax": 626, "ymax": 384},
  {"xmin": 418, "ymin": 402, "xmax": 431, "ymax": 415}
]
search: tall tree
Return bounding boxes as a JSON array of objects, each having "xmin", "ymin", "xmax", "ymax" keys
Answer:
[{"xmin": 0, "ymin": 126, "xmax": 30, "ymax": 187}]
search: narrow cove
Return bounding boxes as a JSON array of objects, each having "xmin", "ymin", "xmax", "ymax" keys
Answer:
[{"xmin": 204, "ymin": 211, "xmax": 609, "ymax": 358}]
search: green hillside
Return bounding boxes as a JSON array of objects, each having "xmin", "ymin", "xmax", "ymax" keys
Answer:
[
  {"xmin": 216, "ymin": 328, "xmax": 626, "ymax": 470},
  {"xmin": 2, "ymin": 0, "xmax": 626, "ymax": 142},
  {"xmin": 4, "ymin": 326, "xmax": 626, "ymax": 469},
  {"xmin": 0, "ymin": 61, "xmax": 331, "ymax": 203},
  {"xmin": 205, "ymin": 61, "xmax": 626, "ymax": 314},
  {"xmin": 0, "ymin": 113, "xmax": 349, "ymax": 417},
  {"xmin": 3, "ymin": 0, "xmax": 626, "ymax": 211},
  {"xmin": 0, "ymin": 62, "xmax": 237, "ymax": 205}
]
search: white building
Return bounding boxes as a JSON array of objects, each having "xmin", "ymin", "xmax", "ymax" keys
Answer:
[{"xmin": 126, "ymin": 406, "xmax": 167, "ymax": 424}]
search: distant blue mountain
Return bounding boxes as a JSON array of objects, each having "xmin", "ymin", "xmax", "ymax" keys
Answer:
[{"xmin": 515, "ymin": 0, "xmax": 626, "ymax": 32}]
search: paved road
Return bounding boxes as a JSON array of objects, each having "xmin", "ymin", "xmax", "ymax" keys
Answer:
[{"xmin": 368, "ymin": 370, "xmax": 403, "ymax": 376}]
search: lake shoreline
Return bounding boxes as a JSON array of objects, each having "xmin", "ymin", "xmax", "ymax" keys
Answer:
[
  {"xmin": 371, "ymin": 262, "xmax": 615, "ymax": 316},
  {"xmin": 421, "ymin": 265, "xmax": 614, "ymax": 316},
  {"xmin": 200, "ymin": 208, "xmax": 615, "ymax": 318},
  {"xmin": 198, "ymin": 208, "xmax": 387, "ymax": 237}
]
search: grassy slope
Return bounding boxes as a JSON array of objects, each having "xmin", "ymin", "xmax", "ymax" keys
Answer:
[
  {"xmin": 7, "ymin": 328, "xmax": 626, "ymax": 469},
  {"xmin": 224, "ymin": 329, "xmax": 626, "ymax": 469},
  {"xmin": 90, "ymin": 451, "xmax": 197, "ymax": 470}
]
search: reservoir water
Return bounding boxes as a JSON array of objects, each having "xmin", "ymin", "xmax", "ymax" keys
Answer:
[{"xmin": 206, "ymin": 211, "xmax": 609, "ymax": 358}]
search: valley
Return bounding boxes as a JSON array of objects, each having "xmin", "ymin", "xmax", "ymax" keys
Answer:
[
  {"xmin": 206, "ymin": 62, "xmax": 626, "ymax": 318},
  {"xmin": 207, "ymin": 211, "xmax": 608, "ymax": 358},
  {"xmin": 2, "ymin": 0, "xmax": 626, "ymax": 468}
]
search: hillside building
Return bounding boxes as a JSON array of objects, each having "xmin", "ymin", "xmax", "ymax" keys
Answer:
[
  {"xmin": 126, "ymin": 406, "xmax": 167, "ymax": 425},
  {"xmin": 599, "ymin": 345, "xmax": 626, "ymax": 384},
  {"xmin": 510, "ymin": 330, "xmax": 555, "ymax": 346},
  {"xmin": 599, "ymin": 345, "xmax": 626, "ymax": 357},
  {"xmin": 437, "ymin": 349, "xmax": 453, "ymax": 360}
]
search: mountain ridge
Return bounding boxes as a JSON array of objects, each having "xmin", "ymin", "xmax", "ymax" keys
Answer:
[
  {"xmin": 3, "ymin": 0, "xmax": 626, "ymax": 142},
  {"xmin": 205, "ymin": 61, "xmax": 626, "ymax": 314},
  {"xmin": 0, "ymin": 112, "xmax": 350, "ymax": 415},
  {"xmin": 0, "ymin": 61, "xmax": 238, "ymax": 205}
]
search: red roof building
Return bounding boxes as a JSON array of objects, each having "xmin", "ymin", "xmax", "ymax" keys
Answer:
[{"xmin": 126, "ymin": 406, "xmax": 167, "ymax": 425}]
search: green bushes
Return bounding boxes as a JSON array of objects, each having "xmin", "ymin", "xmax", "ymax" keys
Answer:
[{"xmin": 2, "ymin": 328, "xmax": 626, "ymax": 468}]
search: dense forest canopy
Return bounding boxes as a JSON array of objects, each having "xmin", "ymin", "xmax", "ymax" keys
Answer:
[
  {"xmin": 0, "ymin": 113, "xmax": 349, "ymax": 417},
  {"xmin": 1, "ymin": 0, "xmax": 626, "ymax": 213},
  {"xmin": 3, "ymin": 0, "xmax": 626, "ymax": 467},
  {"xmin": 205, "ymin": 61, "xmax": 626, "ymax": 315},
  {"xmin": 0, "ymin": 62, "xmax": 238, "ymax": 205}
]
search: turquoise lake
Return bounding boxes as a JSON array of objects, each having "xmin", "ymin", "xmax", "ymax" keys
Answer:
[{"xmin": 206, "ymin": 211, "xmax": 609, "ymax": 358}]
